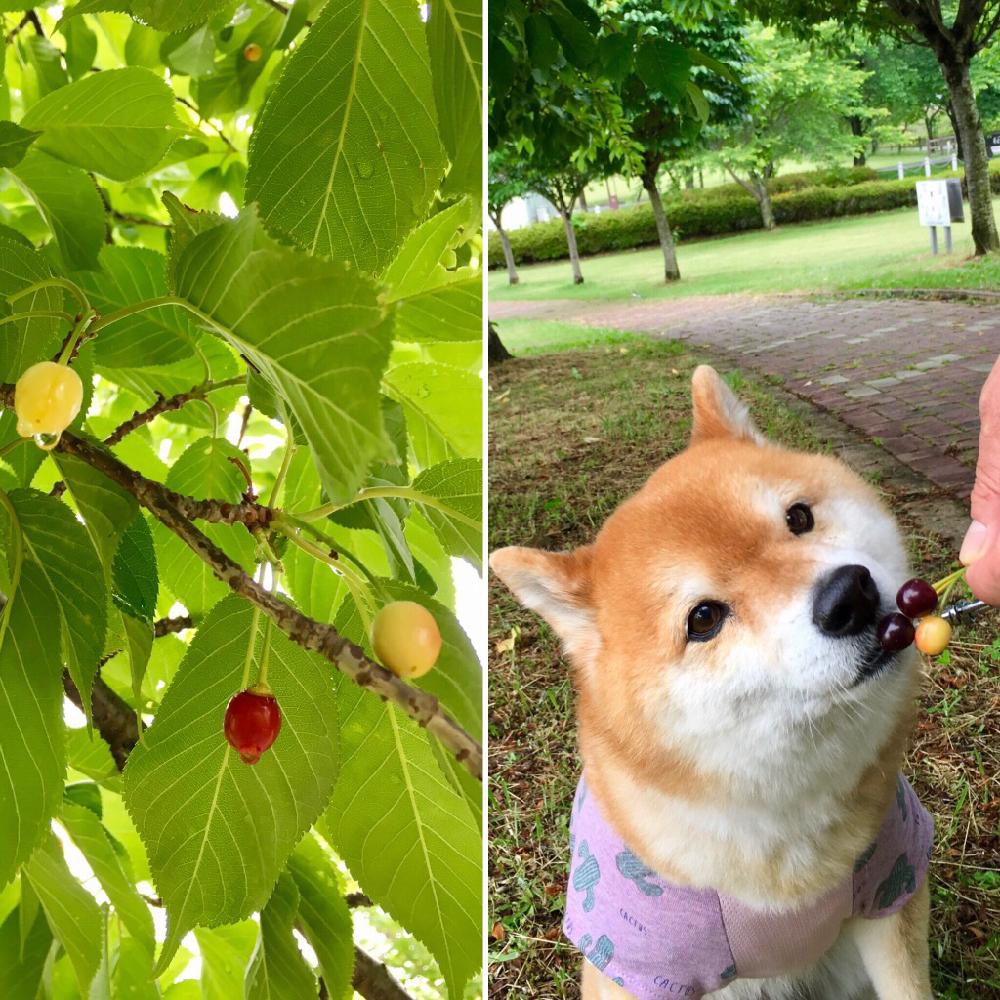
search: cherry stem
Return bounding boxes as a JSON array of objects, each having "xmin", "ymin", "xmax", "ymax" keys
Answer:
[
  {"xmin": 57, "ymin": 309, "xmax": 97, "ymax": 365},
  {"xmin": 932, "ymin": 566, "xmax": 967, "ymax": 609},
  {"xmin": 6, "ymin": 277, "xmax": 90, "ymax": 314}
]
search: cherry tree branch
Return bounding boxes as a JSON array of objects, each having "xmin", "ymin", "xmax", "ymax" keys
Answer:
[
  {"xmin": 154, "ymin": 615, "xmax": 193, "ymax": 638},
  {"xmin": 62, "ymin": 671, "xmax": 140, "ymax": 771},
  {"xmin": 352, "ymin": 948, "xmax": 413, "ymax": 1000},
  {"xmin": 105, "ymin": 377, "xmax": 245, "ymax": 446}
]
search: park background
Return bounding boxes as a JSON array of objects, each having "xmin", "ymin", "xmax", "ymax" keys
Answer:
[{"xmin": 487, "ymin": 1, "xmax": 1000, "ymax": 998}]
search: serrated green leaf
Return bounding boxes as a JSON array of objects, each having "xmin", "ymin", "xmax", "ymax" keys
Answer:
[
  {"xmin": 24, "ymin": 833, "xmax": 102, "ymax": 993},
  {"xmin": 0, "ymin": 905, "xmax": 52, "ymax": 999},
  {"xmin": 61, "ymin": 14, "xmax": 98, "ymax": 81},
  {"xmin": 0, "ymin": 235, "xmax": 62, "ymax": 382},
  {"xmin": 394, "ymin": 277, "xmax": 480, "ymax": 343},
  {"xmin": 410, "ymin": 458, "xmax": 481, "ymax": 569},
  {"xmin": 0, "ymin": 552, "xmax": 64, "ymax": 883},
  {"xmin": 11, "ymin": 489, "xmax": 108, "ymax": 715},
  {"xmin": 51, "ymin": 452, "xmax": 139, "ymax": 577},
  {"xmin": 73, "ymin": 247, "xmax": 196, "ymax": 369},
  {"xmin": 65, "ymin": 727, "xmax": 117, "ymax": 782},
  {"xmin": 60, "ymin": 801, "xmax": 154, "ymax": 955},
  {"xmin": 171, "ymin": 208, "xmax": 394, "ymax": 503},
  {"xmin": 325, "ymin": 684, "xmax": 480, "ymax": 998},
  {"xmin": 427, "ymin": 0, "xmax": 481, "ymax": 197},
  {"xmin": 130, "ymin": 0, "xmax": 233, "ymax": 32},
  {"xmin": 168, "ymin": 437, "xmax": 248, "ymax": 501},
  {"xmin": 383, "ymin": 362, "xmax": 481, "ymax": 465},
  {"xmin": 21, "ymin": 68, "xmax": 179, "ymax": 182},
  {"xmin": 275, "ymin": 0, "xmax": 310, "ymax": 49},
  {"xmin": 10, "ymin": 149, "xmax": 105, "ymax": 271},
  {"xmin": 287, "ymin": 837, "xmax": 353, "ymax": 1000},
  {"xmin": 21, "ymin": 35, "xmax": 68, "ymax": 100},
  {"xmin": 382, "ymin": 198, "xmax": 476, "ymax": 301},
  {"xmin": 123, "ymin": 597, "xmax": 340, "ymax": 974},
  {"xmin": 195, "ymin": 922, "xmax": 258, "ymax": 1000},
  {"xmin": 245, "ymin": 873, "xmax": 316, "ymax": 1000},
  {"xmin": 113, "ymin": 515, "xmax": 158, "ymax": 622},
  {"xmin": 0, "ymin": 121, "xmax": 39, "ymax": 169},
  {"xmin": 121, "ymin": 611, "xmax": 154, "ymax": 703},
  {"xmin": 245, "ymin": 0, "xmax": 446, "ymax": 272}
]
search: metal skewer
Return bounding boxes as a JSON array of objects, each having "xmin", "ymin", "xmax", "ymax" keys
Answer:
[{"xmin": 939, "ymin": 599, "xmax": 991, "ymax": 624}]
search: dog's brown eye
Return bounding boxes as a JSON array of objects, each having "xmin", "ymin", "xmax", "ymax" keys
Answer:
[
  {"xmin": 786, "ymin": 502, "xmax": 814, "ymax": 536},
  {"xmin": 687, "ymin": 602, "xmax": 728, "ymax": 642}
]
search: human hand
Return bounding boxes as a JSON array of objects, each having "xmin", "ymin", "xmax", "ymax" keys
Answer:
[{"xmin": 960, "ymin": 356, "xmax": 1000, "ymax": 604}]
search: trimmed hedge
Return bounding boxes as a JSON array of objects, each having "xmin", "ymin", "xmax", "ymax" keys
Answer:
[{"xmin": 489, "ymin": 162, "xmax": 1000, "ymax": 268}]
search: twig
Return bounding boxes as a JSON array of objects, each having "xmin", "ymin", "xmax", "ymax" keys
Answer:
[
  {"xmin": 347, "ymin": 892, "xmax": 372, "ymax": 908},
  {"xmin": 175, "ymin": 96, "xmax": 238, "ymax": 153},
  {"xmin": 353, "ymin": 947, "xmax": 413, "ymax": 1000},
  {"xmin": 154, "ymin": 615, "xmax": 193, "ymax": 638},
  {"xmin": 111, "ymin": 211, "xmax": 169, "ymax": 230},
  {"xmin": 0, "ymin": 383, "xmax": 482, "ymax": 779},
  {"xmin": 105, "ymin": 377, "xmax": 245, "ymax": 446},
  {"xmin": 5, "ymin": 10, "xmax": 42, "ymax": 43},
  {"xmin": 62, "ymin": 670, "xmax": 140, "ymax": 771}
]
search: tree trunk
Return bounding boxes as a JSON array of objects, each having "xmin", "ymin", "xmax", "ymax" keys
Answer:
[
  {"xmin": 578, "ymin": 189, "xmax": 588, "ymax": 211},
  {"xmin": 497, "ymin": 226, "xmax": 519, "ymax": 285},
  {"xmin": 945, "ymin": 99, "xmax": 964, "ymax": 162},
  {"xmin": 559, "ymin": 209, "xmax": 584, "ymax": 284},
  {"xmin": 751, "ymin": 173, "xmax": 775, "ymax": 230},
  {"xmin": 925, "ymin": 112, "xmax": 936, "ymax": 141},
  {"xmin": 941, "ymin": 57, "xmax": 998, "ymax": 254},
  {"xmin": 644, "ymin": 180, "xmax": 680, "ymax": 282},
  {"xmin": 848, "ymin": 115, "xmax": 867, "ymax": 165},
  {"xmin": 488, "ymin": 322, "xmax": 513, "ymax": 364}
]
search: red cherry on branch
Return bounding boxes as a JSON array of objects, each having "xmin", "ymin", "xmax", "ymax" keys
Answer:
[
  {"xmin": 876, "ymin": 612, "xmax": 915, "ymax": 652},
  {"xmin": 224, "ymin": 688, "xmax": 281, "ymax": 764}
]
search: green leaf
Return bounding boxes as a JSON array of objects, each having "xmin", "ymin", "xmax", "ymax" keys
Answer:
[
  {"xmin": 275, "ymin": 0, "xmax": 311, "ymax": 48},
  {"xmin": 171, "ymin": 208, "xmax": 394, "ymax": 503},
  {"xmin": 325, "ymin": 681, "xmax": 480, "ymax": 999},
  {"xmin": 383, "ymin": 362, "xmax": 481, "ymax": 465},
  {"xmin": 382, "ymin": 198, "xmax": 476, "ymax": 301},
  {"xmin": 410, "ymin": 458, "xmax": 481, "ymax": 569},
  {"xmin": 11, "ymin": 489, "xmax": 108, "ymax": 716},
  {"xmin": 59, "ymin": 801, "xmax": 155, "ymax": 955},
  {"xmin": 113, "ymin": 515, "xmax": 158, "ymax": 622},
  {"xmin": 0, "ymin": 121, "xmax": 39, "ymax": 169},
  {"xmin": 0, "ymin": 559, "xmax": 64, "ymax": 886},
  {"xmin": 194, "ymin": 922, "xmax": 258, "ymax": 1000},
  {"xmin": 153, "ymin": 437, "xmax": 255, "ymax": 614},
  {"xmin": 123, "ymin": 597, "xmax": 340, "ymax": 974},
  {"xmin": 130, "ymin": 0, "xmax": 233, "ymax": 32},
  {"xmin": 23, "ymin": 833, "xmax": 102, "ymax": 993},
  {"xmin": 121, "ymin": 611, "xmax": 154, "ymax": 704},
  {"xmin": 21, "ymin": 67, "xmax": 178, "ymax": 182},
  {"xmin": 65, "ymin": 727, "xmax": 117, "ymax": 782},
  {"xmin": 10, "ymin": 149, "xmax": 105, "ymax": 271},
  {"xmin": 287, "ymin": 837, "xmax": 353, "ymax": 1000},
  {"xmin": 245, "ymin": 873, "xmax": 317, "ymax": 1000},
  {"xmin": 635, "ymin": 36, "xmax": 690, "ymax": 99},
  {"xmin": 61, "ymin": 14, "xmax": 99, "ymax": 80},
  {"xmin": 427, "ymin": 0, "xmax": 481, "ymax": 197},
  {"xmin": 21, "ymin": 36, "xmax": 68, "ymax": 100},
  {"xmin": 245, "ymin": 0, "xmax": 447, "ymax": 272},
  {"xmin": 394, "ymin": 277, "xmax": 480, "ymax": 343},
  {"xmin": 74, "ymin": 248, "xmax": 196, "ymax": 369},
  {"xmin": 0, "ymin": 906, "xmax": 52, "ymax": 999},
  {"xmin": 0, "ymin": 234, "xmax": 63, "ymax": 382},
  {"xmin": 50, "ymin": 452, "xmax": 139, "ymax": 577}
]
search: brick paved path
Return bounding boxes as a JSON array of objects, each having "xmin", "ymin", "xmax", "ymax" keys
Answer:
[{"xmin": 491, "ymin": 294, "xmax": 1000, "ymax": 498}]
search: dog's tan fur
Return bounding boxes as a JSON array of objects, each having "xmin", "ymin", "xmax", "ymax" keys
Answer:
[{"xmin": 491, "ymin": 366, "xmax": 931, "ymax": 1000}]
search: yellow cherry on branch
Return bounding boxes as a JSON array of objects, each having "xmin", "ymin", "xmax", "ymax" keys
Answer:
[
  {"xmin": 14, "ymin": 361, "xmax": 83, "ymax": 446},
  {"xmin": 371, "ymin": 600, "xmax": 442, "ymax": 679},
  {"xmin": 243, "ymin": 43, "xmax": 263, "ymax": 62},
  {"xmin": 914, "ymin": 615, "xmax": 952, "ymax": 656}
]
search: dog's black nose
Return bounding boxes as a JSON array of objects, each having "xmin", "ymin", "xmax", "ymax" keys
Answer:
[{"xmin": 812, "ymin": 565, "xmax": 880, "ymax": 636}]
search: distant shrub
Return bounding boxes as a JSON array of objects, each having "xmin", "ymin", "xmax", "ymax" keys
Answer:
[{"xmin": 488, "ymin": 162, "xmax": 1000, "ymax": 267}]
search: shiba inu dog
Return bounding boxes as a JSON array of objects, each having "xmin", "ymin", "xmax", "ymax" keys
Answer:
[{"xmin": 491, "ymin": 366, "xmax": 933, "ymax": 1000}]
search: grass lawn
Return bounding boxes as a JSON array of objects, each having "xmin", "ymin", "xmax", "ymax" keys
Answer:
[
  {"xmin": 490, "ymin": 199, "xmax": 1000, "ymax": 304},
  {"xmin": 488, "ymin": 337, "xmax": 1000, "ymax": 999}
]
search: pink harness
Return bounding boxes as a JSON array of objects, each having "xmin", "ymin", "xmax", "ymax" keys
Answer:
[{"xmin": 564, "ymin": 775, "xmax": 933, "ymax": 998}]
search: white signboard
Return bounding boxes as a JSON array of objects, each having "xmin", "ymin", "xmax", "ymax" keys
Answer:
[{"xmin": 916, "ymin": 180, "xmax": 951, "ymax": 227}]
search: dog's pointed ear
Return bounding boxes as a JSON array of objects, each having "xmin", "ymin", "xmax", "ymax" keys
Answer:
[
  {"xmin": 490, "ymin": 545, "xmax": 594, "ymax": 653},
  {"xmin": 690, "ymin": 365, "xmax": 764, "ymax": 446}
]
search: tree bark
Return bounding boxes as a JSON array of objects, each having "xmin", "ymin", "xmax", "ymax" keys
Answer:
[
  {"xmin": 497, "ymin": 226, "xmax": 518, "ymax": 285},
  {"xmin": 578, "ymin": 189, "xmax": 588, "ymax": 211},
  {"xmin": 848, "ymin": 115, "xmax": 867, "ymax": 165},
  {"xmin": 941, "ymin": 57, "xmax": 998, "ymax": 254},
  {"xmin": 752, "ymin": 173, "xmax": 775, "ymax": 230},
  {"xmin": 643, "ymin": 180, "xmax": 680, "ymax": 281},
  {"xmin": 488, "ymin": 322, "xmax": 513, "ymax": 364},
  {"xmin": 559, "ymin": 208, "xmax": 584, "ymax": 284}
]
